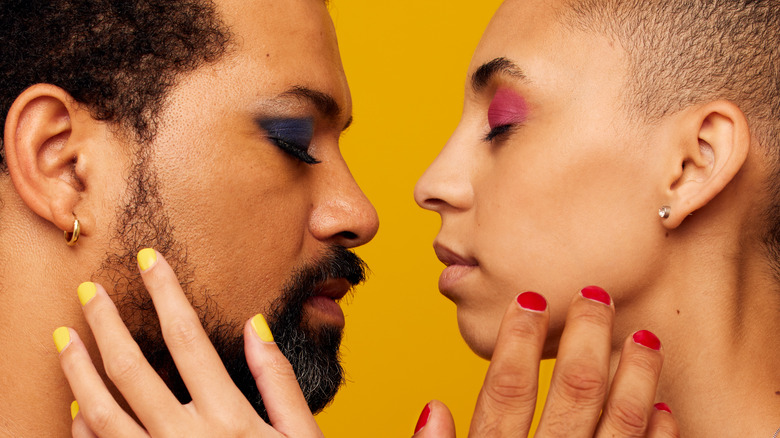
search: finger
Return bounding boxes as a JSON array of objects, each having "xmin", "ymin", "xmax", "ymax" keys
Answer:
[
  {"xmin": 596, "ymin": 330, "xmax": 664, "ymax": 437},
  {"xmin": 469, "ymin": 291, "xmax": 549, "ymax": 437},
  {"xmin": 244, "ymin": 314, "xmax": 322, "ymax": 436},
  {"xmin": 136, "ymin": 249, "xmax": 243, "ymax": 408},
  {"xmin": 71, "ymin": 402, "xmax": 99, "ymax": 438},
  {"xmin": 77, "ymin": 281, "xmax": 183, "ymax": 434},
  {"xmin": 54, "ymin": 327, "xmax": 147, "ymax": 438},
  {"xmin": 535, "ymin": 286, "xmax": 614, "ymax": 437},
  {"xmin": 647, "ymin": 404, "xmax": 680, "ymax": 438},
  {"xmin": 412, "ymin": 401, "xmax": 456, "ymax": 438}
]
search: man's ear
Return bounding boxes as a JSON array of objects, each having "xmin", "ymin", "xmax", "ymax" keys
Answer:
[
  {"xmin": 660, "ymin": 100, "xmax": 751, "ymax": 229},
  {"xmin": 3, "ymin": 84, "xmax": 94, "ymax": 235}
]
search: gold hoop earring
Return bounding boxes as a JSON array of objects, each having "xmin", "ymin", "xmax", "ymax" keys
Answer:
[{"xmin": 65, "ymin": 218, "xmax": 80, "ymax": 246}]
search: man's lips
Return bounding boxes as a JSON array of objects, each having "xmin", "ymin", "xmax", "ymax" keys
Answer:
[
  {"xmin": 304, "ymin": 278, "xmax": 353, "ymax": 327},
  {"xmin": 313, "ymin": 278, "xmax": 352, "ymax": 301}
]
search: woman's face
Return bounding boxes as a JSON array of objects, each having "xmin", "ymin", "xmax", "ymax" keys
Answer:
[{"xmin": 415, "ymin": 0, "xmax": 670, "ymax": 358}]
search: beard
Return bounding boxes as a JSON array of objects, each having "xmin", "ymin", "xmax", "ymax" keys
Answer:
[{"xmin": 96, "ymin": 152, "xmax": 367, "ymax": 420}]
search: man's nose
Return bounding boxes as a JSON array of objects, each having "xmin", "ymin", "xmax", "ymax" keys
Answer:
[{"xmin": 310, "ymin": 159, "xmax": 379, "ymax": 248}]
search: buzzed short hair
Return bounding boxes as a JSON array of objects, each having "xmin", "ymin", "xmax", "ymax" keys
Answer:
[
  {"xmin": 0, "ymin": 0, "xmax": 232, "ymax": 168},
  {"xmin": 562, "ymin": 0, "xmax": 780, "ymax": 275}
]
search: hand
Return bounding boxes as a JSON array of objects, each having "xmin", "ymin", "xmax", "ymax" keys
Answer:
[
  {"xmin": 54, "ymin": 249, "xmax": 323, "ymax": 438},
  {"xmin": 413, "ymin": 287, "xmax": 680, "ymax": 437}
]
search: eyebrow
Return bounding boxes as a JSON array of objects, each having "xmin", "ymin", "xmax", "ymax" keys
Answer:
[
  {"xmin": 279, "ymin": 86, "xmax": 353, "ymax": 131},
  {"xmin": 471, "ymin": 57, "xmax": 529, "ymax": 93}
]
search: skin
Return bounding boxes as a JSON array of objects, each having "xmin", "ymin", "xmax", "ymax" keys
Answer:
[
  {"xmin": 6, "ymin": 0, "xmax": 776, "ymax": 436},
  {"xmin": 415, "ymin": 0, "xmax": 780, "ymax": 436},
  {"xmin": 56, "ymin": 0, "xmax": 680, "ymax": 435},
  {"xmin": 0, "ymin": 0, "xmax": 377, "ymax": 435},
  {"xmin": 63, "ymin": 260, "xmax": 680, "ymax": 437}
]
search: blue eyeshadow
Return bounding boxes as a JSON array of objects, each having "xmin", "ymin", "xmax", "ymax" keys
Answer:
[{"xmin": 258, "ymin": 117, "xmax": 314, "ymax": 147}]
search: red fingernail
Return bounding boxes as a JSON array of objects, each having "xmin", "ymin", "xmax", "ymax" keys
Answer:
[
  {"xmin": 414, "ymin": 403, "xmax": 431, "ymax": 434},
  {"xmin": 633, "ymin": 330, "xmax": 661, "ymax": 350},
  {"xmin": 580, "ymin": 285, "xmax": 611, "ymax": 306},
  {"xmin": 517, "ymin": 291, "xmax": 547, "ymax": 312},
  {"xmin": 654, "ymin": 402, "xmax": 672, "ymax": 413}
]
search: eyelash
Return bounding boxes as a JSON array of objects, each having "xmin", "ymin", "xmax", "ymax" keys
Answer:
[
  {"xmin": 483, "ymin": 124, "xmax": 516, "ymax": 142},
  {"xmin": 269, "ymin": 137, "xmax": 320, "ymax": 165}
]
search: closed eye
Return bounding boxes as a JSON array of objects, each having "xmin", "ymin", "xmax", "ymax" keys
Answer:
[
  {"xmin": 257, "ymin": 117, "xmax": 320, "ymax": 165},
  {"xmin": 483, "ymin": 124, "xmax": 516, "ymax": 142}
]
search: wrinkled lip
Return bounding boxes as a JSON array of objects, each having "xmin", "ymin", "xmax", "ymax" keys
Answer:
[{"xmin": 434, "ymin": 243, "xmax": 478, "ymax": 267}]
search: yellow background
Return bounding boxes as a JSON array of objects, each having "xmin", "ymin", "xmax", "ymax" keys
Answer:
[{"xmin": 315, "ymin": 1, "xmax": 554, "ymax": 436}]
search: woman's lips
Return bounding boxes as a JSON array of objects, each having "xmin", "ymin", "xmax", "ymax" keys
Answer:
[
  {"xmin": 434, "ymin": 243, "xmax": 478, "ymax": 293},
  {"xmin": 439, "ymin": 264, "xmax": 478, "ymax": 292}
]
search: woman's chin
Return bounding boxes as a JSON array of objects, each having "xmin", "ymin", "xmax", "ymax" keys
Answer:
[
  {"xmin": 457, "ymin": 311, "xmax": 500, "ymax": 360},
  {"xmin": 457, "ymin": 306, "xmax": 563, "ymax": 361}
]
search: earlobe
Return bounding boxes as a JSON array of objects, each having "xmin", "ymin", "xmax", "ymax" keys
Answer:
[
  {"xmin": 4, "ymin": 84, "xmax": 88, "ymax": 235},
  {"xmin": 662, "ymin": 101, "xmax": 750, "ymax": 229}
]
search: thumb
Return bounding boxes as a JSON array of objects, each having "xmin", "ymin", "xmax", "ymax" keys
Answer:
[{"xmin": 412, "ymin": 400, "xmax": 456, "ymax": 438}]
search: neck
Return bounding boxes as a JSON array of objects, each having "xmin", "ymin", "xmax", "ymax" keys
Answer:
[
  {"xmin": 613, "ymin": 226, "xmax": 780, "ymax": 437},
  {"xmin": 0, "ymin": 272, "xmax": 87, "ymax": 437},
  {"xmin": 0, "ymin": 198, "xmax": 102, "ymax": 436}
]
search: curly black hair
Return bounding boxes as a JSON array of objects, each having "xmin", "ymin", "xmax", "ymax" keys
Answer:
[{"xmin": 0, "ymin": 0, "xmax": 232, "ymax": 169}]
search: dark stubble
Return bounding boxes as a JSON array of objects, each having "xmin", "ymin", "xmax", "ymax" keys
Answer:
[{"xmin": 96, "ymin": 153, "xmax": 367, "ymax": 420}]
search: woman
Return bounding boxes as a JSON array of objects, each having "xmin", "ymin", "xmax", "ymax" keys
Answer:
[
  {"xmin": 57, "ymin": 0, "xmax": 780, "ymax": 436},
  {"xmin": 413, "ymin": 0, "xmax": 780, "ymax": 436}
]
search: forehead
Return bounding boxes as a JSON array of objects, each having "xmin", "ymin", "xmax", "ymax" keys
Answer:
[
  {"xmin": 470, "ymin": 0, "xmax": 626, "ymax": 107},
  {"xmin": 210, "ymin": 0, "xmax": 350, "ymax": 110}
]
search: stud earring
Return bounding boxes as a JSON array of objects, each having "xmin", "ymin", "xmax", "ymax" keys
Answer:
[
  {"xmin": 658, "ymin": 206, "xmax": 671, "ymax": 219},
  {"xmin": 65, "ymin": 217, "xmax": 80, "ymax": 246}
]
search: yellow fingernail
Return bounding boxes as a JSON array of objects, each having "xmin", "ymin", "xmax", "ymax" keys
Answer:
[
  {"xmin": 137, "ymin": 248, "xmax": 157, "ymax": 272},
  {"xmin": 251, "ymin": 314, "xmax": 274, "ymax": 342},
  {"xmin": 53, "ymin": 327, "xmax": 71, "ymax": 353},
  {"xmin": 77, "ymin": 282, "xmax": 97, "ymax": 306},
  {"xmin": 70, "ymin": 400, "xmax": 79, "ymax": 420}
]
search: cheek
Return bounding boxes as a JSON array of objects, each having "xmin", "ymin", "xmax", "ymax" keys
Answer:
[
  {"xmin": 153, "ymin": 138, "xmax": 315, "ymax": 319},
  {"xmin": 469, "ymin": 138, "xmax": 662, "ymax": 325}
]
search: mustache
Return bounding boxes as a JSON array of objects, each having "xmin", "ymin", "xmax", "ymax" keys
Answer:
[
  {"xmin": 286, "ymin": 245, "xmax": 367, "ymax": 294},
  {"xmin": 268, "ymin": 245, "xmax": 367, "ymax": 330}
]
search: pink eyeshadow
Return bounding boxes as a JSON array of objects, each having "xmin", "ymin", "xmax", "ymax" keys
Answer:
[{"xmin": 487, "ymin": 88, "xmax": 529, "ymax": 129}]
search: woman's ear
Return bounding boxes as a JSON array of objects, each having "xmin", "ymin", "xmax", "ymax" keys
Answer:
[
  {"xmin": 3, "ymin": 83, "xmax": 95, "ymax": 235},
  {"xmin": 660, "ymin": 100, "xmax": 751, "ymax": 229}
]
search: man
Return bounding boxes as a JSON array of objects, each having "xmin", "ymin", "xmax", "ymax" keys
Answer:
[{"xmin": 0, "ymin": 0, "xmax": 379, "ymax": 435}]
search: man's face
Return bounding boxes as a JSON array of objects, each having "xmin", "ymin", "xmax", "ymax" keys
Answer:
[
  {"xmin": 415, "ymin": 0, "xmax": 665, "ymax": 358},
  {"xmin": 97, "ymin": 0, "xmax": 378, "ymax": 416}
]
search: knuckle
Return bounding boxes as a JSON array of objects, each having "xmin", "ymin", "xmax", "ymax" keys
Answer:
[
  {"xmin": 261, "ymin": 353, "xmax": 297, "ymax": 380},
  {"xmin": 622, "ymin": 351, "xmax": 662, "ymax": 381},
  {"xmin": 506, "ymin": 316, "xmax": 544, "ymax": 341},
  {"xmin": 573, "ymin": 304, "xmax": 613, "ymax": 329},
  {"xmin": 104, "ymin": 350, "xmax": 144, "ymax": 384},
  {"xmin": 164, "ymin": 316, "xmax": 200, "ymax": 349},
  {"xmin": 481, "ymin": 372, "xmax": 538, "ymax": 414},
  {"xmin": 555, "ymin": 363, "xmax": 608, "ymax": 403},
  {"xmin": 82, "ymin": 403, "xmax": 117, "ymax": 433},
  {"xmin": 210, "ymin": 412, "xmax": 252, "ymax": 436},
  {"xmin": 655, "ymin": 421, "xmax": 681, "ymax": 438},
  {"xmin": 605, "ymin": 398, "xmax": 649, "ymax": 436}
]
